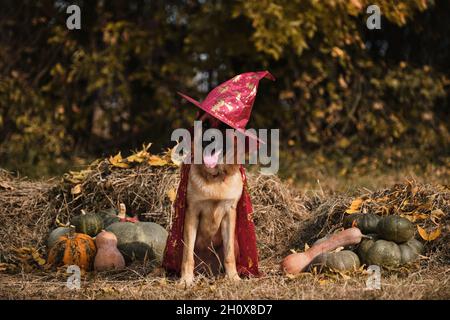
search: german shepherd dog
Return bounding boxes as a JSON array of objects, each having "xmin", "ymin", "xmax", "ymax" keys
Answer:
[{"xmin": 179, "ymin": 113, "xmax": 243, "ymax": 287}]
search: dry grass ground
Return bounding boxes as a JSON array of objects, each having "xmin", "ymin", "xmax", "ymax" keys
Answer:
[
  {"xmin": 0, "ymin": 160, "xmax": 449, "ymax": 300},
  {"xmin": 0, "ymin": 264, "xmax": 448, "ymax": 300}
]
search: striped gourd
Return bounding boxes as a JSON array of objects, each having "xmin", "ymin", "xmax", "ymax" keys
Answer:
[{"xmin": 47, "ymin": 225, "xmax": 96, "ymax": 271}]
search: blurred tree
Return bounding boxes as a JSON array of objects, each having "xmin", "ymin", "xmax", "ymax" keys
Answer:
[{"xmin": 0, "ymin": 0, "xmax": 448, "ymax": 177}]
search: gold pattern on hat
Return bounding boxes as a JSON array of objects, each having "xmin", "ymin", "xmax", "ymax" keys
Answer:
[
  {"xmin": 224, "ymin": 102, "xmax": 234, "ymax": 111},
  {"xmin": 232, "ymin": 75, "xmax": 242, "ymax": 82},
  {"xmin": 218, "ymin": 85, "xmax": 229, "ymax": 93},
  {"xmin": 211, "ymin": 99, "xmax": 225, "ymax": 112}
]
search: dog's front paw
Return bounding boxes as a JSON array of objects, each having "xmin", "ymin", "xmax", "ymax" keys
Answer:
[
  {"xmin": 177, "ymin": 276, "xmax": 194, "ymax": 289},
  {"xmin": 226, "ymin": 273, "xmax": 241, "ymax": 282}
]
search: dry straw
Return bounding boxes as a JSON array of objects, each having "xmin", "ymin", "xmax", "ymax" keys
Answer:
[{"xmin": 0, "ymin": 162, "xmax": 448, "ymax": 268}]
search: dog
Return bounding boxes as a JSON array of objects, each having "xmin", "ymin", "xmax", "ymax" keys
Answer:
[{"xmin": 179, "ymin": 113, "xmax": 244, "ymax": 287}]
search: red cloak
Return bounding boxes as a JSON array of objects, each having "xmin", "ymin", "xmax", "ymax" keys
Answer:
[{"xmin": 162, "ymin": 164, "xmax": 260, "ymax": 277}]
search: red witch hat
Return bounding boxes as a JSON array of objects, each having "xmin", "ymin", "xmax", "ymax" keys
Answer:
[{"xmin": 177, "ymin": 70, "xmax": 275, "ymax": 142}]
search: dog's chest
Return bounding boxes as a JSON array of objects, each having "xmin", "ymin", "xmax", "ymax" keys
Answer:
[{"xmin": 187, "ymin": 169, "xmax": 243, "ymax": 202}]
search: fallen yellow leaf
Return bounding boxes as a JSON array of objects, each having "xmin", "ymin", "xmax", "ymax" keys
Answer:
[
  {"xmin": 345, "ymin": 198, "xmax": 363, "ymax": 214},
  {"xmin": 402, "ymin": 213, "xmax": 428, "ymax": 222},
  {"xmin": 126, "ymin": 153, "xmax": 146, "ymax": 163},
  {"xmin": 417, "ymin": 226, "xmax": 441, "ymax": 241},
  {"xmin": 148, "ymin": 155, "xmax": 168, "ymax": 166},
  {"xmin": 109, "ymin": 152, "xmax": 130, "ymax": 168},
  {"xmin": 71, "ymin": 184, "xmax": 82, "ymax": 195},
  {"xmin": 166, "ymin": 188, "xmax": 176, "ymax": 202},
  {"xmin": 31, "ymin": 250, "xmax": 46, "ymax": 265}
]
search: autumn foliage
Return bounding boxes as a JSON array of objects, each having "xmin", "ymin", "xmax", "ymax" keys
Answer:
[{"xmin": 0, "ymin": 0, "xmax": 448, "ymax": 176}]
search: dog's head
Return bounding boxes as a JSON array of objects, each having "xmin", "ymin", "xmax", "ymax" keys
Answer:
[{"xmin": 193, "ymin": 112, "xmax": 247, "ymax": 178}]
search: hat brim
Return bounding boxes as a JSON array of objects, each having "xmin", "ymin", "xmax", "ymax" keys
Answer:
[{"xmin": 177, "ymin": 91, "xmax": 265, "ymax": 145}]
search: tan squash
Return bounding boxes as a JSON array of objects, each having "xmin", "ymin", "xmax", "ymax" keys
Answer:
[
  {"xmin": 47, "ymin": 225, "xmax": 96, "ymax": 271},
  {"xmin": 94, "ymin": 230, "xmax": 125, "ymax": 271},
  {"xmin": 282, "ymin": 227, "xmax": 364, "ymax": 275}
]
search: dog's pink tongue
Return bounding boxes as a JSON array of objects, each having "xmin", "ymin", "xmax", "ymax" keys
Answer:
[{"xmin": 203, "ymin": 150, "xmax": 220, "ymax": 168}]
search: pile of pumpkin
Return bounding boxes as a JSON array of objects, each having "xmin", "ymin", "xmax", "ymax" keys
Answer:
[
  {"xmin": 46, "ymin": 204, "xmax": 168, "ymax": 271},
  {"xmin": 283, "ymin": 213, "xmax": 424, "ymax": 274}
]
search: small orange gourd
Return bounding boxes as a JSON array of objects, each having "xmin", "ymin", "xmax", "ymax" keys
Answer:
[
  {"xmin": 47, "ymin": 225, "xmax": 96, "ymax": 271},
  {"xmin": 94, "ymin": 230, "xmax": 125, "ymax": 271}
]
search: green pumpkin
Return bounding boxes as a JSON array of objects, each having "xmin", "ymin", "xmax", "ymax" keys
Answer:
[
  {"xmin": 364, "ymin": 239, "xmax": 402, "ymax": 267},
  {"xmin": 376, "ymin": 216, "xmax": 414, "ymax": 243},
  {"xmin": 71, "ymin": 210, "xmax": 104, "ymax": 237},
  {"xmin": 98, "ymin": 208, "xmax": 121, "ymax": 227},
  {"xmin": 343, "ymin": 214, "xmax": 381, "ymax": 234},
  {"xmin": 356, "ymin": 234, "xmax": 378, "ymax": 262},
  {"xmin": 47, "ymin": 227, "xmax": 71, "ymax": 248},
  {"xmin": 358, "ymin": 236, "xmax": 423, "ymax": 267},
  {"xmin": 398, "ymin": 238, "xmax": 424, "ymax": 265},
  {"xmin": 106, "ymin": 221, "xmax": 168, "ymax": 263},
  {"xmin": 405, "ymin": 238, "xmax": 424, "ymax": 255},
  {"xmin": 310, "ymin": 250, "xmax": 360, "ymax": 272},
  {"xmin": 398, "ymin": 243, "xmax": 417, "ymax": 265}
]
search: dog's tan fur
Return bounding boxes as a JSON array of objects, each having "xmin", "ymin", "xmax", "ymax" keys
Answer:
[{"xmin": 179, "ymin": 161, "xmax": 243, "ymax": 287}]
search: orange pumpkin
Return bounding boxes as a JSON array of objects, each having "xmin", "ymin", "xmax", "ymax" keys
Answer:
[{"xmin": 47, "ymin": 225, "xmax": 96, "ymax": 271}]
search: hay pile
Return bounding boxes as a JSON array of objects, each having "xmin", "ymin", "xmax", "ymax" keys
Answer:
[
  {"xmin": 0, "ymin": 170, "xmax": 55, "ymax": 264},
  {"xmin": 0, "ymin": 160, "xmax": 309, "ymax": 264},
  {"xmin": 0, "ymin": 158, "xmax": 448, "ymax": 269}
]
